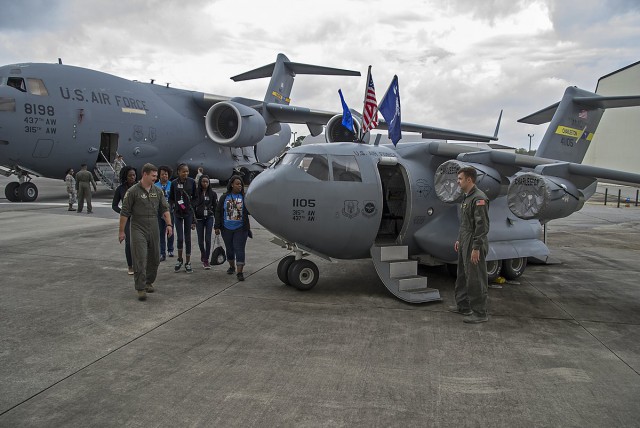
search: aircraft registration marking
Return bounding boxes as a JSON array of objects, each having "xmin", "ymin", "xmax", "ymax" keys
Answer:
[{"xmin": 555, "ymin": 125, "xmax": 593, "ymax": 141}]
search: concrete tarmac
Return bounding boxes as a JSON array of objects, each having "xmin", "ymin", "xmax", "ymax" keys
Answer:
[{"xmin": 1, "ymin": 177, "xmax": 639, "ymax": 427}]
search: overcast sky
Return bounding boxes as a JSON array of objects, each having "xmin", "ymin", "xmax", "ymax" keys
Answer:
[{"xmin": 1, "ymin": 0, "xmax": 639, "ymax": 149}]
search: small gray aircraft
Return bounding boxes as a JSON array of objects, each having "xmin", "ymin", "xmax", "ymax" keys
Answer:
[
  {"xmin": 246, "ymin": 81, "xmax": 640, "ymax": 303},
  {"xmin": 0, "ymin": 53, "xmax": 368, "ymax": 202}
]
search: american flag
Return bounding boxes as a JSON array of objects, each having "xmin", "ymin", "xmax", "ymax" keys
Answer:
[
  {"xmin": 578, "ymin": 109, "xmax": 588, "ymax": 119},
  {"xmin": 361, "ymin": 66, "xmax": 378, "ymax": 135}
]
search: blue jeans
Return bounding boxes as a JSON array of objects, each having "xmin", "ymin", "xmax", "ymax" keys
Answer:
[
  {"xmin": 221, "ymin": 228, "xmax": 249, "ymax": 266},
  {"xmin": 175, "ymin": 213, "xmax": 193, "ymax": 256},
  {"xmin": 196, "ymin": 216, "xmax": 214, "ymax": 261},
  {"xmin": 158, "ymin": 211, "xmax": 174, "ymax": 256}
]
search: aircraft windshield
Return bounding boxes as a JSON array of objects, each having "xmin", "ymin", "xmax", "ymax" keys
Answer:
[
  {"xmin": 281, "ymin": 153, "xmax": 329, "ymax": 181},
  {"xmin": 331, "ymin": 155, "xmax": 362, "ymax": 182},
  {"xmin": 3, "ymin": 77, "xmax": 48, "ymax": 95}
]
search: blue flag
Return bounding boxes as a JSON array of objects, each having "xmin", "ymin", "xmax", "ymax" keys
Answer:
[
  {"xmin": 379, "ymin": 75, "xmax": 402, "ymax": 145},
  {"xmin": 338, "ymin": 89, "xmax": 354, "ymax": 132}
]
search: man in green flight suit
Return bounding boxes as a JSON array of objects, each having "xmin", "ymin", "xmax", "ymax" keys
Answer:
[
  {"xmin": 119, "ymin": 163, "xmax": 173, "ymax": 301},
  {"xmin": 75, "ymin": 163, "xmax": 97, "ymax": 213},
  {"xmin": 449, "ymin": 166, "xmax": 490, "ymax": 323}
]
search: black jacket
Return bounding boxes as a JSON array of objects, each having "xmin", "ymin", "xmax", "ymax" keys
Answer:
[
  {"xmin": 168, "ymin": 177, "xmax": 197, "ymax": 218},
  {"xmin": 214, "ymin": 192, "xmax": 251, "ymax": 231},
  {"xmin": 194, "ymin": 188, "xmax": 218, "ymax": 220}
]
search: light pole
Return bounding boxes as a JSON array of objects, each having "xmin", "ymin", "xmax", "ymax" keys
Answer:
[{"xmin": 527, "ymin": 133, "xmax": 534, "ymax": 153}]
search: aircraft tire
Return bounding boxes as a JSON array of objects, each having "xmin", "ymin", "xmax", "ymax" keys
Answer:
[
  {"xmin": 18, "ymin": 182, "xmax": 38, "ymax": 202},
  {"xmin": 277, "ymin": 255, "xmax": 296, "ymax": 285},
  {"xmin": 486, "ymin": 259, "xmax": 503, "ymax": 282},
  {"xmin": 287, "ymin": 259, "xmax": 319, "ymax": 291},
  {"xmin": 502, "ymin": 257, "xmax": 527, "ymax": 280},
  {"xmin": 5, "ymin": 182, "xmax": 21, "ymax": 202}
]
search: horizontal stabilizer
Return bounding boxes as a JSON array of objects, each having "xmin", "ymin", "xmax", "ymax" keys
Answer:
[
  {"xmin": 518, "ymin": 102, "xmax": 559, "ymax": 125},
  {"xmin": 573, "ymin": 95, "xmax": 640, "ymax": 109},
  {"xmin": 231, "ymin": 55, "xmax": 360, "ymax": 82}
]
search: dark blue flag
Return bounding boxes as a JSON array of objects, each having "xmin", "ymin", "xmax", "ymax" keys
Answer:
[
  {"xmin": 379, "ymin": 75, "xmax": 402, "ymax": 145},
  {"xmin": 338, "ymin": 89, "xmax": 354, "ymax": 132}
]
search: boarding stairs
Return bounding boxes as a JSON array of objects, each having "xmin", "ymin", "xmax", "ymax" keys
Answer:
[
  {"xmin": 94, "ymin": 162, "xmax": 117, "ymax": 190},
  {"xmin": 370, "ymin": 245, "xmax": 441, "ymax": 303}
]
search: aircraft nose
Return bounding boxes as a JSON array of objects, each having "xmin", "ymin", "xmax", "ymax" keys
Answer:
[{"xmin": 245, "ymin": 169, "xmax": 279, "ymax": 229}]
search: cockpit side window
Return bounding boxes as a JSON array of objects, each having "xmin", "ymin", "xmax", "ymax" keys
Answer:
[
  {"xmin": 26, "ymin": 78, "xmax": 48, "ymax": 96},
  {"xmin": 332, "ymin": 155, "xmax": 362, "ymax": 182},
  {"xmin": 7, "ymin": 77, "xmax": 26, "ymax": 92},
  {"xmin": 281, "ymin": 153, "xmax": 330, "ymax": 181}
]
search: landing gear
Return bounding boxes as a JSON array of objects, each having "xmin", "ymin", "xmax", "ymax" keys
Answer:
[
  {"xmin": 239, "ymin": 167, "xmax": 259, "ymax": 185},
  {"xmin": 5, "ymin": 182, "xmax": 20, "ymax": 202},
  {"xmin": 502, "ymin": 257, "xmax": 527, "ymax": 280},
  {"xmin": 18, "ymin": 182, "xmax": 38, "ymax": 202},
  {"xmin": 486, "ymin": 259, "xmax": 502, "ymax": 282},
  {"xmin": 277, "ymin": 255, "xmax": 319, "ymax": 291}
]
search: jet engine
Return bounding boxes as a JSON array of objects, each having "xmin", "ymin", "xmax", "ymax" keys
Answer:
[
  {"xmin": 205, "ymin": 101, "xmax": 267, "ymax": 148},
  {"xmin": 507, "ymin": 172, "xmax": 584, "ymax": 221},
  {"xmin": 434, "ymin": 160, "xmax": 503, "ymax": 203},
  {"xmin": 325, "ymin": 114, "xmax": 370, "ymax": 144}
]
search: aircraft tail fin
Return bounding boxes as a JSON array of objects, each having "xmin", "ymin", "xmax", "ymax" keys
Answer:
[
  {"xmin": 231, "ymin": 53, "xmax": 360, "ymax": 106},
  {"xmin": 518, "ymin": 86, "xmax": 640, "ymax": 163}
]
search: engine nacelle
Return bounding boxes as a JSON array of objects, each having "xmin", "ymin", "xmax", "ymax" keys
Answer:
[
  {"xmin": 434, "ymin": 160, "xmax": 503, "ymax": 203},
  {"xmin": 205, "ymin": 101, "xmax": 267, "ymax": 148},
  {"xmin": 325, "ymin": 115, "xmax": 370, "ymax": 144},
  {"xmin": 507, "ymin": 172, "xmax": 584, "ymax": 220}
]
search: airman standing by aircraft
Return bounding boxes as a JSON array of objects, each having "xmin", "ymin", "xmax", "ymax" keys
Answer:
[
  {"xmin": 195, "ymin": 167, "xmax": 204, "ymax": 190},
  {"xmin": 170, "ymin": 163, "xmax": 197, "ymax": 274},
  {"xmin": 119, "ymin": 163, "xmax": 172, "ymax": 301},
  {"xmin": 113, "ymin": 155, "xmax": 125, "ymax": 184},
  {"xmin": 75, "ymin": 163, "xmax": 97, "ymax": 213},
  {"xmin": 450, "ymin": 167, "xmax": 490, "ymax": 324},
  {"xmin": 64, "ymin": 168, "xmax": 76, "ymax": 211}
]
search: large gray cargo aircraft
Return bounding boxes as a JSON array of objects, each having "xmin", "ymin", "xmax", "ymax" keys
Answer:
[
  {"xmin": 246, "ymin": 81, "xmax": 640, "ymax": 303},
  {"xmin": 0, "ymin": 53, "xmax": 366, "ymax": 202}
]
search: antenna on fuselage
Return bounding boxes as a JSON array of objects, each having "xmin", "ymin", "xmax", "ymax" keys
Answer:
[{"xmin": 150, "ymin": 79, "xmax": 155, "ymax": 84}]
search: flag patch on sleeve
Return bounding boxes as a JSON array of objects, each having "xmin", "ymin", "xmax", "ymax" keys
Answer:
[{"xmin": 476, "ymin": 199, "xmax": 486, "ymax": 206}]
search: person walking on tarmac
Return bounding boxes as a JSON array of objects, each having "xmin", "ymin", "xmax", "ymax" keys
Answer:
[
  {"xmin": 119, "ymin": 163, "xmax": 172, "ymax": 301},
  {"xmin": 75, "ymin": 163, "xmax": 97, "ymax": 213},
  {"xmin": 64, "ymin": 168, "xmax": 77, "ymax": 211},
  {"xmin": 449, "ymin": 166, "xmax": 490, "ymax": 324},
  {"xmin": 194, "ymin": 175, "xmax": 217, "ymax": 269},
  {"xmin": 169, "ymin": 163, "xmax": 197, "ymax": 274},
  {"xmin": 155, "ymin": 165, "xmax": 175, "ymax": 261},
  {"xmin": 112, "ymin": 166, "xmax": 137, "ymax": 275}
]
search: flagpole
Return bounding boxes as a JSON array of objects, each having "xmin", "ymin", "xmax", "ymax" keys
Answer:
[{"xmin": 360, "ymin": 65, "xmax": 372, "ymax": 143}]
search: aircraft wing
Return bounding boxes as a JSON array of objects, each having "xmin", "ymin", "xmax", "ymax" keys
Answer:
[
  {"xmin": 265, "ymin": 103, "xmax": 499, "ymax": 142},
  {"xmin": 426, "ymin": 141, "xmax": 640, "ymax": 186}
]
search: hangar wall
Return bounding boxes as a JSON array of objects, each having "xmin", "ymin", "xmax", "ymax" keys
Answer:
[{"xmin": 584, "ymin": 61, "xmax": 640, "ymax": 173}]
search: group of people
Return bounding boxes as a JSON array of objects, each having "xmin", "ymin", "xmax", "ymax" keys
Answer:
[
  {"xmin": 112, "ymin": 163, "xmax": 251, "ymax": 301},
  {"xmin": 64, "ymin": 164, "xmax": 98, "ymax": 213}
]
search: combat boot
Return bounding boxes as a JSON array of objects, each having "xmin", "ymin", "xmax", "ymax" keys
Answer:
[
  {"xmin": 137, "ymin": 290, "xmax": 147, "ymax": 301},
  {"xmin": 463, "ymin": 313, "xmax": 488, "ymax": 323},
  {"xmin": 447, "ymin": 305, "xmax": 472, "ymax": 316},
  {"xmin": 145, "ymin": 284, "xmax": 155, "ymax": 293},
  {"xmin": 68, "ymin": 203, "xmax": 74, "ymax": 211}
]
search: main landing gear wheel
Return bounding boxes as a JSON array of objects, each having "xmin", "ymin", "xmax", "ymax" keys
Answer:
[
  {"xmin": 287, "ymin": 259, "xmax": 319, "ymax": 291},
  {"xmin": 277, "ymin": 255, "xmax": 296, "ymax": 285},
  {"xmin": 5, "ymin": 182, "xmax": 21, "ymax": 202},
  {"xmin": 18, "ymin": 182, "xmax": 38, "ymax": 202},
  {"xmin": 502, "ymin": 257, "xmax": 527, "ymax": 280},
  {"xmin": 486, "ymin": 259, "xmax": 503, "ymax": 282}
]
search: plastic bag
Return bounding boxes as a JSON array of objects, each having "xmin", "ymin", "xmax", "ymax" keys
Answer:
[{"xmin": 210, "ymin": 235, "xmax": 226, "ymax": 265}]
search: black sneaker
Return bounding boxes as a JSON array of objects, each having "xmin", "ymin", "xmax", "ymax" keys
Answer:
[
  {"xmin": 226, "ymin": 267, "xmax": 235, "ymax": 275},
  {"xmin": 185, "ymin": 263, "xmax": 193, "ymax": 274},
  {"xmin": 174, "ymin": 259, "xmax": 183, "ymax": 272},
  {"xmin": 160, "ymin": 254, "xmax": 166, "ymax": 262},
  {"xmin": 168, "ymin": 251, "xmax": 174, "ymax": 257},
  {"xmin": 237, "ymin": 272, "xmax": 244, "ymax": 281}
]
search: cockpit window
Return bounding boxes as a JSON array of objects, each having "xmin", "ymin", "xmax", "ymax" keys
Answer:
[
  {"xmin": 26, "ymin": 78, "xmax": 48, "ymax": 96},
  {"xmin": 7, "ymin": 77, "xmax": 26, "ymax": 92},
  {"xmin": 332, "ymin": 155, "xmax": 362, "ymax": 182},
  {"xmin": 281, "ymin": 153, "xmax": 330, "ymax": 181}
]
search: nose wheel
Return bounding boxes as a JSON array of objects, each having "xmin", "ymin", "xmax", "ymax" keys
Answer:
[{"xmin": 277, "ymin": 256, "xmax": 319, "ymax": 291}]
